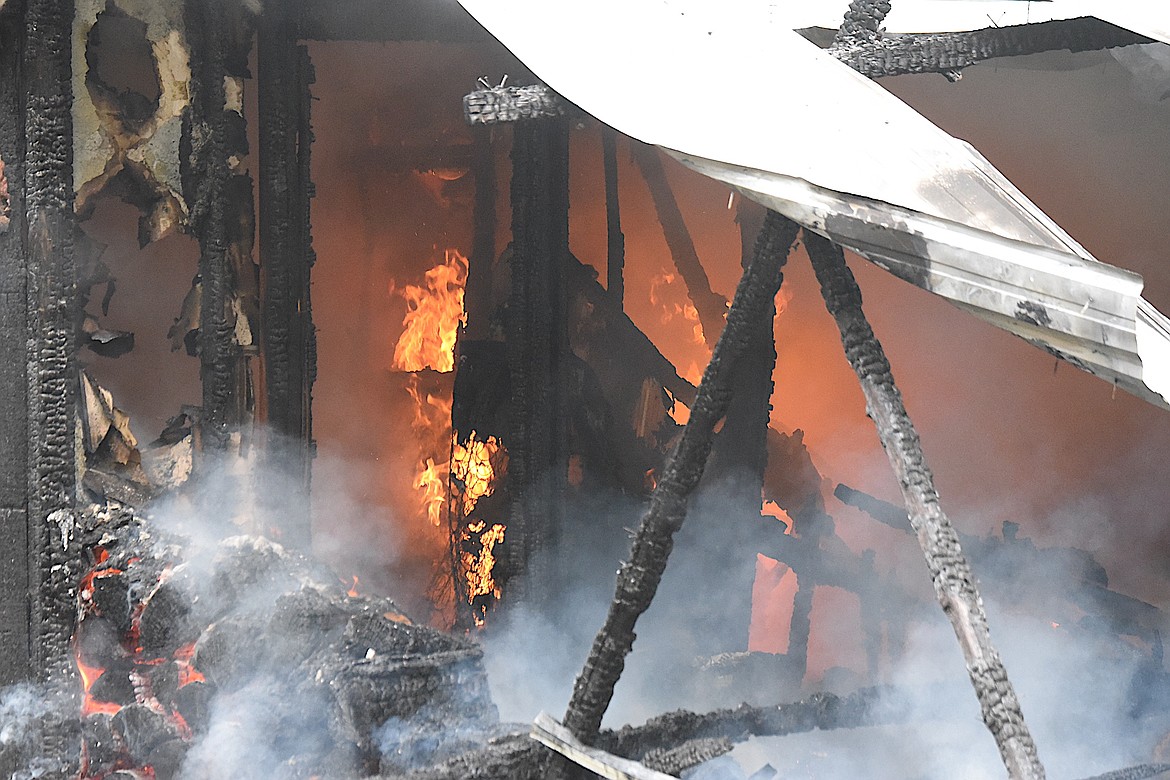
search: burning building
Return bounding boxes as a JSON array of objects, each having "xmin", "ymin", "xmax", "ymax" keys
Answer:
[{"xmin": 1, "ymin": 0, "xmax": 1170, "ymax": 778}]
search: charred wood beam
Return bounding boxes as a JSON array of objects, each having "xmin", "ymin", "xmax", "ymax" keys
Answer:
[
  {"xmin": 832, "ymin": 18, "xmax": 1149, "ymax": 80},
  {"xmin": 804, "ymin": 231, "xmax": 1045, "ymax": 780},
  {"xmin": 1078, "ymin": 765, "xmax": 1170, "ymax": 780},
  {"xmin": 381, "ymin": 684, "xmax": 922, "ymax": 780},
  {"xmin": 833, "ymin": 0, "xmax": 892, "ymax": 46},
  {"xmin": 560, "ymin": 211, "xmax": 800, "ymax": 746},
  {"xmin": 25, "ymin": 0, "xmax": 80, "ymax": 683},
  {"xmin": 835, "ymin": 482, "xmax": 913, "ymax": 533},
  {"xmin": 185, "ymin": 0, "xmax": 247, "ymax": 448},
  {"xmin": 568, "ymin": 257, "xmax": 697, "ymax": 408},
  {"xmin": 631, "ymin": 142, "xmax": 728, "ymax": 351},
  {"xmin": 465, "ymin": 84, "xmax": 568, "ymax": 126},
  {"xmin": 502, "ymin": 116, "xmax": 571, "ymax": 619},
  {"xmin": 0, "ymin": 2, "xmax": 31, "ymax": 696},
  {"xmin": 602, "ymin": 127, "xmax": 625, "ymax": 307},
  {"xmin": 258, "ymin": 3, "xmax": 316, "ymax": 547}
]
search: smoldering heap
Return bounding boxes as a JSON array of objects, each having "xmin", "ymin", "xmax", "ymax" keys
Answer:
[{"xmin": 73, "ymin": 508, "xmax": 499, "ymax": 779}]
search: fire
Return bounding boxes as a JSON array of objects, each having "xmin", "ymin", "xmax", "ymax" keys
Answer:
[
  {"xmin": 462, "ymin": 520, "xmax": 506, "ymax": 626},
  {"xmin": 649, "ymin": 271, "xmax": 706, "ymax": 348},
  {"xmin": 450, "ymin": 431, "xmax": 504, "ymax": 517},
  {"xmin": 415, "ymin": 457, "xmax": 448, "ymax": 527},
  {"xmin": 391, "ymin": 249, "xmax": 468, "ymax": 373}
]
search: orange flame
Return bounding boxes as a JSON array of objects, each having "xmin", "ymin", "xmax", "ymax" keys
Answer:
[
  {"xmin": 649, "ymin": 271, "xmax": 706, "ymax": 349},
  {"xmin": 391, "ymin": 249, "xmax": 468, "ymax": 373},
  {"xmin": 451, "ymin": 431, "xmax": 504, "ymax": 517},
  {"xmin": 462, "ymin": 520, "xmax": 506, "ymax": 625}
]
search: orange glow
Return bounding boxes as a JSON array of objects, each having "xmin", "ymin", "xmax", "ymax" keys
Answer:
[
  {"xmin": 415, "ymin": 457, "xmax": 448, "ymax": 528},
  {"xmin": 174, "ymin": 642, "xmax": 206, "ymax": 687},
  {"xmin": 345, "ymin": 575, "xmax": 360, "ymax": 597},
  {"xmin": 391, "ymin": 249, "xmax": 468, "ymax": 373},
  {"xmin": 76, "ymin": 649, "xmax": 121, "ymax": 717}
]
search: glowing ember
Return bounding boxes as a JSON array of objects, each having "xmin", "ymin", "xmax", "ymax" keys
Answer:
[{"xmin": 391, "ymin": 249, "xmax": 468, "ymax": 373}]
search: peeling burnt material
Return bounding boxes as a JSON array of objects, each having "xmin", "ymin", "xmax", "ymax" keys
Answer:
[
  {"xmin": 602, "ymin": 127, "xmax": 624, "ymax": 307},
  {"xmin": 632, "ymin": 142, "xmax": 728, "ymax": 351},
  {"xmin": 183, "ymin": 0, "xmax": 255, "ymax": 447},
  {"xmin": 560, "ymin": 211, "xmax": 800, "ymax": 748},
  {"xmin": 503, "ymin": 115, "xmax": 571, "ymax": 618},
  {"xmin": 833, "ymin": 17, "xmax": 1149, "ymax": 80},
  {"xmin": 804, "ymin": 231, "xmax": 1045, "ymax": 780},
  {"xmin": 832, "ymin": 0, "xmax": 892, "ymax": 46},
  {"xmin": 258, "ymin": 1, "xmax": 317, "ymax": 548},
  {"xmin": 1016, "ymin": 300, "xmax": 1054, "ymax": 328}
]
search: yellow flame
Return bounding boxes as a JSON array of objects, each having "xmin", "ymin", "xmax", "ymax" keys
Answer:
[
  {"xmin": 392, "ymin": 249, "xmax": 468, "ymax": 373},
  {"xmin": 451, "ymin": 431, "xmax": 504, "ymax": 516}
]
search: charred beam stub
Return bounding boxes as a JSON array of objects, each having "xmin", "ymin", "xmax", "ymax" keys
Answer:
[
  {"xmin": 833, "ymin": 17, "xmax": 1149, "ymax": 80},
  {"xmin": 464, "ymin": 84, "xmax": 567, "ymax": 126},
  {"xmin": 804, "ymin": 231, "xmax": 1046, "ymax": 780},
  {"xmin": 560, "ymin": 211, "xmax": 800, "ymax": 745}
]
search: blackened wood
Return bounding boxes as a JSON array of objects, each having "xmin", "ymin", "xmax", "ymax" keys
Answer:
[
  {"xmin": 833, "ymin": 0, "xmax": 892, "ymax": 46},
  {"xmin": 465, "ymin": 126, "xmax": 495, "ymax": 341},
  {"xmin": 833, "ymin": 18, "xmax": 1148, "ymax": 80},
  {"xmin": 631, "ymin": 143, "xmax": 727, "ymax": 351},
  {"xmin": 602, "ymin": 127, "xmax": 624, "ymax": 307},
  {"xmin": 0, "ymin": 3, "xmax": 31, "ymax": 692},
  {"xmin": 258, "ymin": 2, "xmax": 316, "ymax": 547},
  {"xmin": 804, "ymin": 231, "xmax": 1045, "ymax": 780},
  {"xmin": 25, "ymin": 0, "xmax": 79, "ymax": 676},
  {"xmin": 561, "ymin": 211, "xmax": 800, "ymax": 744},
  {"xmin": 185, "ymin": 0, "xmax": 237, "ymax": 447},
  {"xmin": 503, "ymin": 118, "xmax": 571, "ymax": 619},
  {"xmin": 382, "ymin": 684, "xmax": 916, "ymax": 780}
]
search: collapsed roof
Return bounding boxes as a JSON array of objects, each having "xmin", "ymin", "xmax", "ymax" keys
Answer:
[{"xmin": 456, "ymin": 0, "xmax": 1170, "ymax": 408}]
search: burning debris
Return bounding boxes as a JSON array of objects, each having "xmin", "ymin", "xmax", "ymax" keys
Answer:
[{"xmin": 72, "ymin": 508, "xmax": 498, "ymax": 779}]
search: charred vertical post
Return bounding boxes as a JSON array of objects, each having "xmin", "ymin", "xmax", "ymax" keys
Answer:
[
  {"xmin": 505, "ymin": 117, "xmax": 571, "ymax": 610},
  {"xmin": 186, "ymin": 0, "xmax": 234, "ymax": 446},
  {"xmin": 561, "ymin": 211, "xmax": 800, "ymax": 746},
  {"xmin": 0, "ymin": 2, "xmax": 31, "ymax": 695},
  {"xmin": 258, "ymin": 0, "xmax": 317, "ymax": 548},
  {"xmin": 24, "ymin": 0, "xmax": 80, "ymax": 688},
  {"xmin": 804, "ymin": 231, "xmax": 1046, "ymax": 780},
  {"xmin": 601, "ymin": 126, "xmax": 624, "ymax": 307}
]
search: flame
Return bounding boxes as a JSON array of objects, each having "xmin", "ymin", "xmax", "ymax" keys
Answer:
[
  {"xmin": 451, "ymin": 431, "xmax": 504, "ymax": 517},
  {"xmin": 461, "ymin": 520, "xmax": 506, "ymax": 626},
  {"xmin": 649, "ymin": 271, "xmax": 706, "ymax": 348},
  {"xmin": 391, "ymin": 249, "xmax": 468, "ymax": 373},
  {"xmin": 345, "ymin": 575, "xmax": 360, "ymax": 598},
  {"xmin": 415, "ymin": 457, "xmax": 447, "ymax": 528}
]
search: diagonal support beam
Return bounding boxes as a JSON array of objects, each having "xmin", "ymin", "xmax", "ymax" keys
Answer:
[
  {"xmin": 803, "ymin": 230, "xmax": 1045, "ymax": 780},
  {"xmin": 560, "ymin": 210, "xmax": 800, "ymax": 746}
]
